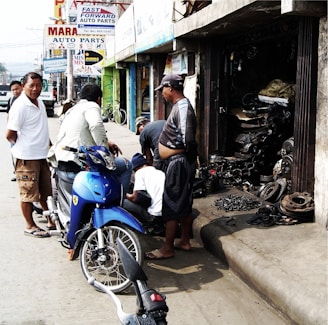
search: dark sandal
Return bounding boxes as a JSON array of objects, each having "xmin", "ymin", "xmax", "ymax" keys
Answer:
[{"xmin": 24, "ymin": 228, "xmax": 50, "ymax": 238}]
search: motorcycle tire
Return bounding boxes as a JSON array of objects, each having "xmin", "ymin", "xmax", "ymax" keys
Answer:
[{"xmin": 80, "ymin": 224, "xmax": 143, "ymax": 293}]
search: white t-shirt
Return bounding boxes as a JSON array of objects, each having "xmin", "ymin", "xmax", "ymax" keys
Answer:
[
  {"xmin": 133, "ymin": 166, "xmax": 165, "ymax": 216},
  {"xmin": 7, "ymin": 92, "xmax": 50, "ymax": 160}
]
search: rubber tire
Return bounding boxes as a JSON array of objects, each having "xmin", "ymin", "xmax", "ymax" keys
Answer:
[
  {"xmin": 259, "ymin": 181, "xmax": 281, "ymax": 202},
  {"xmin": 114, "ymin": 109, "xmax": 127, "ymax": 125},
  {"xmin": 80, "ymin": 224, "xmax": 143, "ymax": 293}
]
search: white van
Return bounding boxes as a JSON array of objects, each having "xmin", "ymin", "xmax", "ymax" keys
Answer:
[{"xmin": 0, "ymin": 84, "xmax": 11, "ymax": 111}]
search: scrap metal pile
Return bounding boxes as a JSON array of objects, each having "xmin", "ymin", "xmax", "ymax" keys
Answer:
[
  {"xmin": 199, "ymin": 94, "xmax": 294, "ymax": 194},
  {"xmin": 214, "ymin": 194, "xmax": 261, "ymax": 212},
  {"xmin": 195, "ymin": 87, "xmax": 314, "ymax": 224}
]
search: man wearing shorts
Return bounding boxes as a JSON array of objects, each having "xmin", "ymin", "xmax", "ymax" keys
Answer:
[
  {"xmin": 6, "ymin": 72, "xmax": 55, "ymax": 238},
  {"xmin": 145, "ymin": 74, "xmax": 198, "ymax": 259}
]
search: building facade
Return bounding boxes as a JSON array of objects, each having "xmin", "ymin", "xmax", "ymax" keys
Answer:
[{"xmin": 103, "ymin": 0, "xmax": 327, "ymax": 228}]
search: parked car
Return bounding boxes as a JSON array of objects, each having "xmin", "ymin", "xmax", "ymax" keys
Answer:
[{"xmin": 0, "ymin": 84, "xmax": 11, "ymax": 111}]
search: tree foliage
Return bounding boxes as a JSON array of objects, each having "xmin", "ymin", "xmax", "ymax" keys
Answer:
[{"xmin": 0, "ymin": 63, "xmax": 7, "ymax": 73}]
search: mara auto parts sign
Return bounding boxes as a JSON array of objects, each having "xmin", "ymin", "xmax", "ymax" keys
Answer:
[{"xmin": 44, "ymin": 25, "xmax": 105, "ymax": 50}]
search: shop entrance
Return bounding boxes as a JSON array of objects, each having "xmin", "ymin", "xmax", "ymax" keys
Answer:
[{"xmin": 208, "ymin": 17, "xmax": 299, "ymax": 192}]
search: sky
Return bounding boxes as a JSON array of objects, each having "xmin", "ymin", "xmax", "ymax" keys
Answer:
[{"xmin": 0, "ymin": 0, "xmax": 54, "ymax": 76}]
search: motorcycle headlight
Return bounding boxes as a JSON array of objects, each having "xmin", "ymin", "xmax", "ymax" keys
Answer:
[
  {"xmin": 96, "ymin": 150, "xmax": 116, "ymax": 170},
  {"xmin": 89, "ymin": 153, "xmax": 104, "ymax": 166}
]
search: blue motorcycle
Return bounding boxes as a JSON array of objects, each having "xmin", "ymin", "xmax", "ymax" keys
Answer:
[{"xmin": 44, "ymin": 145, "xmax": 145, "ymax": 293}]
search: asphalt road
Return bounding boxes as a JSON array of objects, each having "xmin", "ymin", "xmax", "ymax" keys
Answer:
[{"xmin": 0, "ymin": 111, "xmax": 288, "ymax": 324}]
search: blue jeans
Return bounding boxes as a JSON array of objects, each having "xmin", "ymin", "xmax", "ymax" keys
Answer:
[{"xmin": 112, "ymin": 157, "xmax": 132, "ymax": 198}]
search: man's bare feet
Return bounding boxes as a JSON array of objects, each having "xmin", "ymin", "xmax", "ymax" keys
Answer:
[{"xmin": 173, "ymin": 240, "xmax": 191, "ymax": 251}]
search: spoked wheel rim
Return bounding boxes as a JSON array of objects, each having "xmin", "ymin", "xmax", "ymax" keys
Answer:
[{"xmin": 80, "ymin": 225, "xmax": 142, "ymax": 293}]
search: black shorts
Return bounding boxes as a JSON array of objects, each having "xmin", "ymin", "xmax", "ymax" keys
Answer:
[{"xmin": 162, "ymin": 154, "xmax": 195, "ymax": 221}]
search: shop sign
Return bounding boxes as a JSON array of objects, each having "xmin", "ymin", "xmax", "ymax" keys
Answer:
[
  {"xmin": 54, "ymin": 0, "xmax": 65, "ymax": 24},
  {"xmin": 134, "ymin": 0, "xmax": 174, "ymax": 53},
  {"xmin": 43, "ymin": 57, "xmax": 67, "ymax": 73},
  {"xmin": 44, "ymin": 24, "xmax": 106, "ymax": 50},
  {"xmin": 115, "ymin": 4, "xmax": 135, "ymax": 54},
  {"xmin": 184, "ymin": 74, "xmax": 197, "ymax": 112},
  {"xmin": 84, "ymin": 50, "xmax": 104, "ymax": 66},
  {"xmin": 164, "ymin": 53, "xmax": 188, "ymax": 75},
  {"xmin": 76, "ymin": 3, "xmax": 117, "ymax": 35},
  {"xmin": 72, "ymin": 50, "xmax": 103, "ymax": 76}
]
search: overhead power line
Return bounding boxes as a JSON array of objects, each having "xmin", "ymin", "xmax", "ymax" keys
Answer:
[{"xmin": 0, "ymin": 39, "xmax": 43, "ymax": 49}]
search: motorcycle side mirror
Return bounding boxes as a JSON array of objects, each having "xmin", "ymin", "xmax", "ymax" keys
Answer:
[{"xmin": 116, "ymin": 238, "xmax": 148, "ymax": 282}]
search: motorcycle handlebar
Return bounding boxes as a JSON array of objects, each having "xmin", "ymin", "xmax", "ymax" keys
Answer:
[
  {"xmin": 88, "ymin": 277, "xmax": 167, "ymax": 324},
  {"xmin": 88, "ymin": 277, "xmax": 134, "ymax": 323}
]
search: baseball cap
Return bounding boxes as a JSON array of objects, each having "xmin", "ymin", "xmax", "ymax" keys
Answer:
[
  {"xmin": 131, "ymin": 153, "xmax": 148, "ymax": 170},
  {"xmin": 154, "ymin": 74, "xmax": 184, "ymax": 91},
  {"xmin": 135, "ymin": 116, "xmax": 149, "ymax": 135}
]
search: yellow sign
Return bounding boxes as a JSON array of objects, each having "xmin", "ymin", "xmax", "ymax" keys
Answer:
[{"xmin": 54, "ymin": 0, "xmax": 66, "ymax": 24}]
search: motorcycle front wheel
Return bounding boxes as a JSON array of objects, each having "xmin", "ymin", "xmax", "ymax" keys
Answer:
[{"xmin": 80, "ymin": 224, "xmax": 143, "ymax": 293}]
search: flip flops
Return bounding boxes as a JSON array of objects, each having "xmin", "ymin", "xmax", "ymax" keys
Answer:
[
  {"xmin": 145, "ymin": 249, "xmax": 174, "ymax": 260},
  {"xmin": 24, "ymin": 228, "xmax": 50, "ymax": 238}
]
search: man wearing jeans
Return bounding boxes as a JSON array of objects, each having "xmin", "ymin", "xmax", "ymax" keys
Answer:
[{"xmin": 50, "ymin": 83, "xmax": 132, "ymax": 200}]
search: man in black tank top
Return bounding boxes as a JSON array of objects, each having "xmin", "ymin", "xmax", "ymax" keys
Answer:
[{"xmin": 145, "ymin": 74, "xmax": 198, "ymax": 260}]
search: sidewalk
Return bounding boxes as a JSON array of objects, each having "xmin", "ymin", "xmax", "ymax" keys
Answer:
[
  {"xmin": 192, "ymin": 188, "xmax": 327, "ymax": 325},
  {"xmin": 107, "ymin": 121, "xmax": 328, "ymax": 324}
]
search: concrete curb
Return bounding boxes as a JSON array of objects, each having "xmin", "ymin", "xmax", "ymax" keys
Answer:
[
  {"xmin": 212, "ymin": 231, "xmax": 326, "ymax": 325},
  {"xmin": 192, "ymin": 210, "xmax": 327, "ymax": 325}
]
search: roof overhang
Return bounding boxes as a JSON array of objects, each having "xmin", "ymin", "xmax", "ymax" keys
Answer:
[{"xmin": 174, "ymin": 0, "xmax": 326, "ymax": 39}]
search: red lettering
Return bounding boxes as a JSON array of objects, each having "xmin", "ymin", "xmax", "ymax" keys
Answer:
[
  {"xmin": 70, "ymin": 0, "xmax": 77, "ymax": 10},
  {"xmin": 48, "ymin": 27, "xmax": 78, "ymax": 36}
]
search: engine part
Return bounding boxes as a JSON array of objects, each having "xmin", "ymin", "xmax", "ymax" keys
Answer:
[
  {"xmin": 278, "ymin": 192, "xmax": 314, "ymax": 222},
  {"xmin": 258, "ymin": 181, "xmax": 281, "ymax": 202},
  {"xmin": 215, "ymin": 194, "xmax": 261, "ymax": 211}
]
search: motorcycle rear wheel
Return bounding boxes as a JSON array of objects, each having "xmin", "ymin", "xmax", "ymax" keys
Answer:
[{"xmin": 80, "ymin": 224, "xmax": 143, "ymax": 293}]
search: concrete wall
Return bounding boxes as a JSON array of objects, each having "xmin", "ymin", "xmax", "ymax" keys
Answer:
[{"xmin": 314, "ymin": 16, "xmax": 328, "ymax": 228}]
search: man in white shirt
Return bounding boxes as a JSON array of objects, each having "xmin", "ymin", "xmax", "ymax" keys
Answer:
[
  {"xmin": 124, "ymin": 153, "xmax": 165, "ymax": 235},
  {"xmin": 6, "ymin": 72, "xmax": 55, "ymax": 238}
]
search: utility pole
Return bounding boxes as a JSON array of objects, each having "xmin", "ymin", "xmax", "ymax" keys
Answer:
[{"xmin": 66, "ymin": 49, "xmax": 74, "ymax": 100}]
